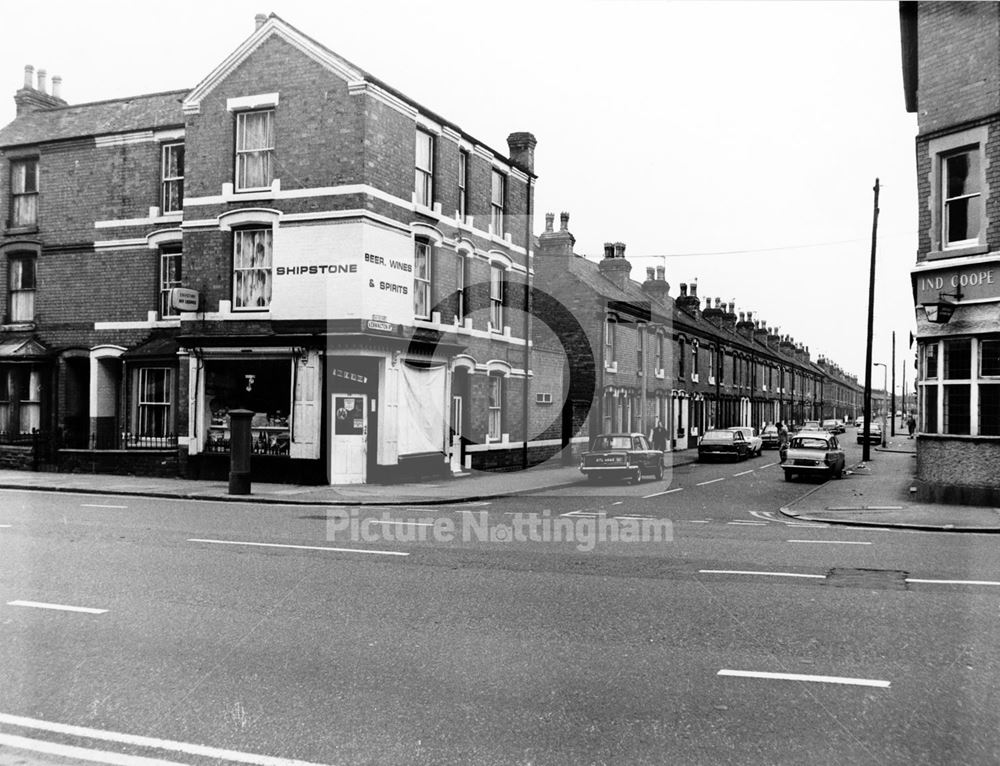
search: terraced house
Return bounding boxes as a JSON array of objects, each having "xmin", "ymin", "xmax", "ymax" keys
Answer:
[
  {"xmin": 0, "ymin": 13, "xmax": 562, "ymax": 483},
  {"xmin": 534, "ymin": 213, "xmax": 857, "ymax": 455}
]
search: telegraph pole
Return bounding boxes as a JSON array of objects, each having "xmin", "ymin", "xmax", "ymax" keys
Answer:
[
  {"xmin": 862, "ymin": 178, "xmax": 879, "ymax": 462},
  {"xmin": 891, "ymin": 330, "xmax": 896, "ymax": 436}
]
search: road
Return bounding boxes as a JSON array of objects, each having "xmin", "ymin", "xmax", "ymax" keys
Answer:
[{"xmin": 1, "ymin": 431, "xmax": 998, "ymax": 765}]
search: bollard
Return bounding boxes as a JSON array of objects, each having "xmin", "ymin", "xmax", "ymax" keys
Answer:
[{"xmin": 228, "ymin": 409, "xmax": 253, "ymax": 495}]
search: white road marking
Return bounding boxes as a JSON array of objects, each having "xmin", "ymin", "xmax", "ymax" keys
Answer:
[
  {"xmin": 615, "ymin": 515, "xmax": 653, "ymax": 520},
  {"xmin": 717, "ymin": 669, "xmax": 890, "ymax": 688},
  {"xmin": 643, "ymin": 487, "xmax": 683, "ymax": 498},
  {"xmin": 685, "ymin": 520, "xmax": 710, "ymax": 523},
  {"xmin": 0, "ymin": 712, "xmax": 333, "ymax": 766},
  {"xmin": 749, "ymin": 511, "xmax": 776, "ymax": 521},
  {"xmin": 0, "ymin": 524, "xmax": 11, "ymax": 528},
  {"xmin": 611, "ymin": 501, "xmax": 623, "ymax": 506},
  {"xmin": 696, "ymin": 478, "xmax": 725, "ymax": 486},
  {"xmin": 727, "ymin": 521, "xmax": 767, "ymax": 525},
  {"xmin": 699, "ymin": 569, "xmax": 826, "ymax": 579},
  {"xmin": 81, "ymin": 504, "xmax": 127, "ymax": 509},
  {"xmin": 7, "ymin": 600, "xmax": 107, "ymax": 615},
  {"xmin": 788, "ymin": 539, "xmax": 872, "ymax": 546},
  {"xmin": 733, "ymin": 470, "xmax": 754, "ymax": 477},
  {"xmin": 785, "ymin": 523, "xmax": 827, "ymax": 528},
  {"xmin": 760, "ymin": 462, "xmax": 778, "ymax": 469},
  {"xmin": 368, "ymin": 520, "xmax": 434, "ymax": 527},
  {"xmin": 906, "ymin": 578, "xmax": 1000, "ymax": 586},
  {"xmin": 187, "ymin": 538, "xmax": 409, "ymax": 556},
  {"xmin": 0, "ymin": 732, "xmax": 185, "ymax": 766}
]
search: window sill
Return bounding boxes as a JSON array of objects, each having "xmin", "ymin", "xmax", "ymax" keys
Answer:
[
  {"xmin": 3, "ymin": 225, "xmax": 38, "ymax": 236},
  {"xmin": 927, "ymin": 244, "xmax": 990, "ymax": 260},
  {"xmin": 1, "ymin": 322, "xmax": 35, "ymax": 332}
]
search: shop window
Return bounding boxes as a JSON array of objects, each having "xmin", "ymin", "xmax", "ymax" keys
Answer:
[
  {"xmin": 8, "ymin": 254, "xmax": 35, "ymax": 323},
  {"xmin": 490, "ymin": 170, "xmax": 506, "ymax": 235},
  {"xmin": 921, "ymin": 338, "xmax": 1000, "ymax": 437},
  {"xmin": 981, "ymin": 340, "xmax": 1000, "ymax": 377},
  {"xmin": 205, "ymin": 359, "xmax": 291, "ymax": 455},
  {"xmin": 414, "ymin": 240, "xmax": 432, "ymax": 319},
  {"xmin": 161, "ymin": 142, "xmax": 184, "ymax": 213},
  {"xmin": 943, "ymin": 385, "xmax": 970, "ymax": 435},
  {"xmin": 488, "ymin": 374, "xmax": 503, "ymax": 440},
  {"xmin": 134, "ymin": 368, "xmax": 172, "ymax": 442},
  {"xmin": 235, "ymin": 109, "xmax": 274, "ymax": 191},
  {"xmin": 233, "ymin": 228, "xmax": 272, "ymax": 310},
  {"xmin": 924, "ymin": 343, "xmax": 938, "ymax": 379},
  {"xmin": 489, "ymin": 264, "xmax": 504, "ymax": 330},
  {"xmin": 159, "ymin": 246, "xmax": 182, "ymax": 318},
  {"xmin": 9, "ymin": 158, "xmax": 38, "ymax": 228},
  {"xmin": 944, "ymin": 339, "xmax": 971, "ymax": 379},
  {"xmin": 415, "ymin": 130, "xmax": 434, "ymax": 208}
]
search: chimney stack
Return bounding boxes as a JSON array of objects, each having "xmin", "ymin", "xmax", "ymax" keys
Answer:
[
  {"xmin": 703, "ymin": 296, "xmax": 724, "ymax": 328},
  {"xmin": 675, "ymin": 280, "xmax": 700, "ymax": 317},
  {"xmin": 15, "ymin": 63, "xmax": 68, "ymax": 115},
  {"xmin": 736, "ymin": 310, "xmax": 755, "ymax": 339},
  {"xmin": 507, "ymin": 132, "xmax": 537, "ymax": 173},
  {"xmin": 642, "ymin": 264, "xmax": 670, "ymax": 303},
  {"xmin": 537, "ymin": 210, "xmax": 575, "ymax": 258},
  {"xmin": 36, "ymin": 68, "xmax": 47, "ymax": 94},
  {"xmin": 721, "ymin": 301, "xmax": 738, "ymax": 331},
  {"xmin": 598, "ymin": 239, "xmax": 632, "ymax": 291}
]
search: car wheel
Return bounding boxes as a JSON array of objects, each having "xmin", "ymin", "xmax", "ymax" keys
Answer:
[
  {"xmin": 587, "ymin": 474, "xmax": 600, "ymax": 483},
  {"xmin": 784, "ymin": 471, "xmax": 793, "ymax": 482},
  {"xmin": 654, "ymin": 463, "xmax": 663, "ymax": 481}
]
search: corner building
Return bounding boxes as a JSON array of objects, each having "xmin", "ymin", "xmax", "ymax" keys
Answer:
[
  {"xmin": 901, "ymin": 2, "xmax": 1000, "ymax": 504},
  {"xmin": 0, "ymin": 14, "xmax": 557, "ymax": 483}
]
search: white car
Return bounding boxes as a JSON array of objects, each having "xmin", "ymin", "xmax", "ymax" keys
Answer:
[{"xmin": 728, "ymin": 426, "xmax": 762, "ymax": 457}]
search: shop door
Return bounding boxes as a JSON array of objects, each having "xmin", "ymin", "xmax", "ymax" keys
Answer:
[{"xmin": 331, "ymin": 394, "xmax": 367, "ymax": 484}]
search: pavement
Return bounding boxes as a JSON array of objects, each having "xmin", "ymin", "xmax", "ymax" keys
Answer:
[
  {"xmin": 779, "ymin": 432, "xmax": 1000, "ymax": 533},
  {"xmin": 0, "ymin": 436, "xmax": 996, "ymax": 532}
]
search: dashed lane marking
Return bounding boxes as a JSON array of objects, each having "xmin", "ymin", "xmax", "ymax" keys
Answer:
[
  {"xmin": 7, "ymin": 600, "xmax": 107, "ymax": 615},
  {"xmin": 685, "ymin": 520, "xmax": 710, "ymax": 523},
  {"xmin": 643, "ymin": 487, "xmax": 683, "ymax": 498},
  {"xmin": 80, "ymin": 504, "xmax": 128, "ymax": 509},
  {"xmin": 0, "ymin": 731, "xmax": 186, "ymax": 766},
  {"xmin": 727, "ymin": 521, "xmax": 767, "ymax": 526},
  {"xmin": 368, "ymin": 520, "xmax": 435, "ymax": 527},
  {"xmin": 759, "ymin": 462, "xmax": 778, "ymax": 469},
  {"xmin": 717, "ymin": 669, "xmax": 890, "ymax": 689},
  {"xmin": 906, "ymin": 578, "xmax": 1000, "ymax": 586},
  {"xmin": 733, "ymin": 470, "xmax": 754, "ymax": 477},
  {"xmin": 188, "ymin": 538, "xmax": 409, "ymax": 556},
  {"xmin": 699, "ymin": 569, "xmax": 826, "ymax": 579},
  {"xmin": 0, "ymin": 712, "xmax": 333, "ymax": 766},
  {"xmin": 787, "ymin": 539, "xmax": 872, "ymax": 545},
  {"xmin": 696, "ymin": 478, "xmax": 725, "ymax": 486}
]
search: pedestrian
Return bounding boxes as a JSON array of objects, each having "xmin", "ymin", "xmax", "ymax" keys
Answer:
[
  {"xmin": 650, "ymin": 420, "xmax": 668, "ymax": 464},
  {"xmin": 777, "ymin": 421, "xmax": 789, "ymax": 462},
  {"xmin": 907, "ymin": 413, "xmax": 916, "ymax": 438}
]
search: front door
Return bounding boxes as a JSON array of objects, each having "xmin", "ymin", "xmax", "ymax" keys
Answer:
[{"xmin": 330, "ymin": 394, "xmax": 367, "ymax": 484}]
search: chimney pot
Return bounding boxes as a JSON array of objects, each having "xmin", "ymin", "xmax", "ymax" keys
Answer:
[
  {"xmin": 255, "ymin": 13, "xmax": 268, "ymax": 30},
  {"xmin": 739, "ymin": 312, "xmax": 746, "ymax": 322},
  {"xmin": 560, "ymin": 212, "xmax": 570, "ymax": 231},
  {"xmin": 746, "ymin": 310, "xmax": 753, "ymax": 322},
  {"xmin": 679, "ymin": 282, "xmax": 688, "ymax": 297},
  {"xmin": 690, "ymin": 281, "xmax": 698, "ymax": 297},
  {"xmin": 646, "ymin": 267, "xmax": 655, "ymax": 280},
  {"xmin": 36, "ymin": 68, "xmax": 47, "ymax": 94},
  {"xmin": 544, "ymin": 212, "xmax": 554, "ymax": 232},
  {"xmin": 715, "ymin": 297, "xmax": 722, "ymax": 308},
  {"xmin": 23, "ymin": 65, "xmax": 34, "ymax": 89},
  {"xmin": 603, "ymin": 242, "xmax": 615, "ymax": 259},
  {"xmin": 51, "ymin": 75, "xmax": 62, "ymax": 99},
  {"xmin": 655, "ymin": 265, "xmax": 665, "ymax": 281},
  {"xmin": 613, "ymin": 241, "xmax": 626, "ymax": 259}
]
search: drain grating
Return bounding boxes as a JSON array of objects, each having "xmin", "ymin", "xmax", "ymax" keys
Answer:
[{"xmin": 824, "ymin": 568, "xmax": 909, "ymax": 590}]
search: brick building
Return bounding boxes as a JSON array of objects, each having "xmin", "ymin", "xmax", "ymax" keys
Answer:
[
  {"xmin": 535, "ymin": 213, "xmax": 855, "ymax": 455},
  {"xmin": 900, "ymin": 1, "xmax": 1000, "ymax": 505},
  {"xmin": 0, "ymin": 13, "xmax": 562, "ymax": 483}
]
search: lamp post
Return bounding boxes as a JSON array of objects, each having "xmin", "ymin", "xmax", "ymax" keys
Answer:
[{"xmin": 874, "ymin": 362, "xmax": 887, "ymax": 447}]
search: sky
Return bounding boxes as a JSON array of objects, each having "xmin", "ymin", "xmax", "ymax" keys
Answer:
[{"xmin": 1, "ymin": 0, "xmax": 918, "ymax": 392}]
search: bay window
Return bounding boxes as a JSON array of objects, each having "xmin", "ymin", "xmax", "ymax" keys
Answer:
[
  {"xmin": 920, "ymin": 337, "xmax": 1000, "ymax": 436},
  {"xmin": 135, "ymin": 368, "xmax": 172, "ymax": 441}
]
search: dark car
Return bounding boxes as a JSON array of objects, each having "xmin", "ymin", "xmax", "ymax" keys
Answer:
[
  {"xmin": 580, "ymin": 432, "xmax": 664, "ymax": 483},
  {"xmin": 698, "ymin": 429, "xmax": 751, "ymax": 462},
  {"xmin": 857, "ymin": 421, "xmax": 883, "ymax": 444},
  {"xmin": 761, "ymin": 424, "xmax": 781, "ymax": 449},
  {"xmin": 783, "ymin": 432, "xmax": 846, "ymax": 482}
]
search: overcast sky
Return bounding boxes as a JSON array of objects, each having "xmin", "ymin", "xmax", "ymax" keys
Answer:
[{"xmin": 2, "ymin": 1, "xmax": 918, "ymax": 391}]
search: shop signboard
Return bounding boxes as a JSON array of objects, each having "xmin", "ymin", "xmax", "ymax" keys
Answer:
[
  {"xmin": 270, "ymin": 221, "xmax": 414, "ymax": 323},
  {"xmin": 913, "ymin": 260, "xmax": 1000, "ymax": 303}
]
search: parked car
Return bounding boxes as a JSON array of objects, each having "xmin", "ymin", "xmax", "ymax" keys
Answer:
[
  {"xmin": 698, "ymin": 429, "xmax": 751, "ymax": 462},
  {"xmin": 821, "ymin": 418, "xmax": 845, "ymax": 434},
  {"xmin": 761, "ymin": 424, "xmax": 781, "ymax": 450},
  {"xmin": 783, "ymin": 432, "xmax": 846, "ymax": 482},
  {"xmin": 728, "ymin": 426, "xmax": 762, "ymax": 456},
  {"xmin": 799, "ymin": 420, "xmax": 824, "ymax": 432},
  {"xmin": 854, "ymin": 415, "xmax": 865, "ymax": 428},
  {"xmin": 857, "ymin": 421, "xmax": 883, "ymax": 444},
  {"xmin": 580, "ymin": 433, "xmax": 664, "ymax": 483}
]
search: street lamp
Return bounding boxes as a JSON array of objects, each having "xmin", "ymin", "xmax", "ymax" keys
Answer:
[{"xmin": 874, "ymin": 362, "xmax": 888, "ymax": 447}]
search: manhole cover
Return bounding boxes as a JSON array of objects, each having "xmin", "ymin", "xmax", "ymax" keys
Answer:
[{"xmin": 824, "ymin": 568, "xmax": 909, "ymax": 590}]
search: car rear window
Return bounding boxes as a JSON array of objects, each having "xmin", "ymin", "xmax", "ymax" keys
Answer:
[
  {"xmin": 592, "ymin": 436, "xmax": 632, "ymax": 450},
  {"xmin": 791, "ymin": 437, "xmax": 830, "ymax": 449},
  {"xmin": 701, "ymin": 431, "xmax": 733, "ymax": 443}
]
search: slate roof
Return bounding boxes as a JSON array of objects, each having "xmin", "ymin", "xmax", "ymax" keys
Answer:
[{"xmin": 0, "ymin": 89, "xmax": 188, "ymax": 148}]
